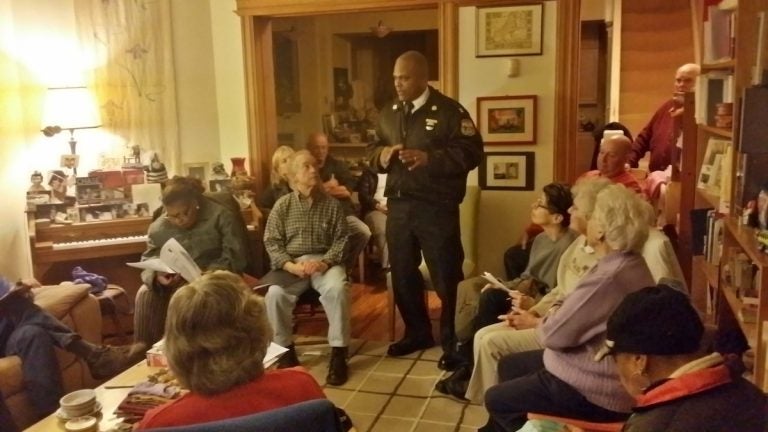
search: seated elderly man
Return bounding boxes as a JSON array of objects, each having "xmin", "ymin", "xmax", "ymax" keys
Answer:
[
  {"xmin": 306, "ymin": 132, "xmax": 371, "ymax": 272},
  {"xmin": 629, "ymin": 63, "xmax": 701, "ymax": 172},
  {"xmin": 579, "ymin": 134, "xmax": 642, "ymax": 195},
  {"xmin": 262, "ymin": 150, "xmax": 351, "ymax": 386},
  {"xmin": 0, "ymin": 277, "xmax": 144, "ymax": 429}
]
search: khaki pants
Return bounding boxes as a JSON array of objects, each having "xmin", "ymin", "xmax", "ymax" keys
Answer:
[{"xmin": 465, "ymin": 323, "xmax": 542, "ymax": 403}]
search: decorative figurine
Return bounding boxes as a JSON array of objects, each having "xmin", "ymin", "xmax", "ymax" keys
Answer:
[
  {"xmin": 211, "ymin": 161, "xmax": 229, "ymax": 180},
  {"xmin": 145, "ymin": 152, "xmax": 169, "ymax": 184},
  {"xmin": 230, "ymin": 157, "xmax": 248, "ymax": 178},
  {"xmin": 757, "ymin": 183, "xmax": 768, "ymax": 231},
  {"xmin": 28, "ymin": 171, "xmax": 47, "ymax": 192}
]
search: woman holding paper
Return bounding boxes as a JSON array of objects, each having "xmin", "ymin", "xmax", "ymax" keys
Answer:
[
  {"xmin": 481, "ymin": 184, "xmax": 655, "ymax": 431},
  {"xmin": 134, "ymin": 176, "xmax": 248, "ymax": 346},
  {"xmin": 136, "ymin": 271, "xmax": 326, "ymax": 430}
]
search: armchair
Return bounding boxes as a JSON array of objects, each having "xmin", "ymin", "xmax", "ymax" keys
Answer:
[{"xmin": 0, "ymin": 283, "xmax": 101, "ymax": 429}]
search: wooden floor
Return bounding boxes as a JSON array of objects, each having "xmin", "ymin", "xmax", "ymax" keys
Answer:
[{"xmin": 294, "ymin": 273, "xmax": 443, "ymax": 343}]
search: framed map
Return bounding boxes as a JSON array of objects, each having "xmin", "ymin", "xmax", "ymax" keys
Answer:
[{"xmin": 476, "ymin": 4, "xmax": 543, "ymax": 57}]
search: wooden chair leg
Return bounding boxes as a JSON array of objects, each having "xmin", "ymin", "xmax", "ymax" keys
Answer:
[
  {"xmin": 387, "ymin": 273, "xmax": 396, "ymax": 341},
  {"xmin": 358, "ymin": 249, "xmax": 365, "ymax": 283}
]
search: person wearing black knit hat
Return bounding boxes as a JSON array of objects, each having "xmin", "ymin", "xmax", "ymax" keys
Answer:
[{"xmin": 596, "ymin": 284, "xmax": 767, "ymax": 431}]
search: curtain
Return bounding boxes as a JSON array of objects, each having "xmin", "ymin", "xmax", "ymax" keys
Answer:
[{"xmin": 73, "ymin": 0, "xmax": 180, "ymax": 174}]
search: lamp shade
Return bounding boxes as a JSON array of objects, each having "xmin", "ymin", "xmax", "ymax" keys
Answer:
[{"xmin": 42, "ymin": 86, "xmax": 102, "ymax": 131}]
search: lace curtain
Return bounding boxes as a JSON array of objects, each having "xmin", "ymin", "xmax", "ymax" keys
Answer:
[{"xmin": 73, "ymin": 0, "xmax": 180, "ymax": 174}]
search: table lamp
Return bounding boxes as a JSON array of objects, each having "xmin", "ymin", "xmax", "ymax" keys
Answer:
[{"xmin": 41, "ymin": 86, "xmax": 102, "ymax": 175}]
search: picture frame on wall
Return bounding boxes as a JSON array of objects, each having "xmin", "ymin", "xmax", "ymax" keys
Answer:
[
  {"xmin": 479, "ymin": 152, "xmax": 535, "ymax": 191},
  {"xmin": 184, "ymin": 162, "xmax": 209, "ymax": 185},
  {"xmin": 477, "ymin": 95, "xmax": 537, "ymax": 145},
  {"xmin": 476, "ymin": 3, "xmax": 544, "ymax": 57}
]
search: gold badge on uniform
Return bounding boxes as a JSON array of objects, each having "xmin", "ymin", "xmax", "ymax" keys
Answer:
[
  {"xmin": 425, "ymin": 118, "xmax": 438, "ymax": 131},
  {"xmin": 460, "ymin": 119, "xmax": 477, "ymax": 136}
]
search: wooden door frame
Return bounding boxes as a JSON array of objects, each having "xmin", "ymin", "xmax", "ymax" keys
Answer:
[{"xmin": 235, "ymin": 0, "xmax": 579, "ymax": 190}]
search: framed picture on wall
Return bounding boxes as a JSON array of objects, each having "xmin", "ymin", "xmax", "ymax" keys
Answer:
[
  {"xmin": 184, "ymin": 162, "xmax": 209, "ymax": 185},
  {"xmin": 479, "ymin": 152, "xmax": 535, "ymax": 191},
  {"xmin": 477, "ymin": 95, "xmax": 537, "ymax": 145},
  {"xmin": 476, "ymin": 3, "xmax": 544, "ymax": 57}
]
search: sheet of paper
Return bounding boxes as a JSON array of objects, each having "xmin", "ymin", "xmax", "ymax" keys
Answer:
[
  {"xmin": 481, "ymin": 271, "xmax": 510, "ymax": 292},
  {"xmin": 263, "ymin": 342, "xmax": 289, "ymax": 368},
  {"xmin": 160, "ymin": 238, "xmax": 202, "ymax": 282},
  {"xmin": 127, "ymin": 258, "xmax": 175, "ymax": 274}
]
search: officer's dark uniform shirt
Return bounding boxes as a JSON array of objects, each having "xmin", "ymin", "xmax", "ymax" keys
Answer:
[{"xmin": 367, "ymin": 86, "xmax": 483, "ymax": 204}]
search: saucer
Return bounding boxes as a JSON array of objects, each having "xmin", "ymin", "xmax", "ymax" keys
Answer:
[{"xmin": 56, "ymin": 402, "xmax": 102, "ymax": 421}]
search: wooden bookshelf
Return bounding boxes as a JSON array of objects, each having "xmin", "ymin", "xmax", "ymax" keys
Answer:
[
  {"xmin": 695, "ymin": 187, "xmax": 721, "ymax": 209},
  {"xmin": 699, "ymin": 124, "xmax": 733, "ymax": 139},
  {"xmin": 679, "ymin": 0, "xmax": 768, "ymax": 390},
  {"xmin": 701, "ymin": 59, "xmax": 736, "ymax": 72}
]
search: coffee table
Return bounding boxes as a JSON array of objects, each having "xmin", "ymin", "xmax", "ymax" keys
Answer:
[{"xmin": 25, "ymin": 361, "xmax": 160, "ymax": 432}]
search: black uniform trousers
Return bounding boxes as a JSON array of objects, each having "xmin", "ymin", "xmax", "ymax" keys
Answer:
[{"xmin": 386, "ymin": 197, "xmax": 464, "ymax": 351}]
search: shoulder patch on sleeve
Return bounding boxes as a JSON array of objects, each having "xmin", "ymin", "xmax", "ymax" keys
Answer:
[{"xmin": 461, "ymin": 118, "xmax": 477, "ymax": 136}]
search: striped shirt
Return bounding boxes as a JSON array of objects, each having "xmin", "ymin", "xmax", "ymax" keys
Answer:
[{"xmin": 264, "ymin": 190, "xmax": 347, "ymax": 270}]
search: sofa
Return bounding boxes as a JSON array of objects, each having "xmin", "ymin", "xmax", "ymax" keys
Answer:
[{"xmin": 0, "ymin": 283, "xmax": 102, "ymax": 429}]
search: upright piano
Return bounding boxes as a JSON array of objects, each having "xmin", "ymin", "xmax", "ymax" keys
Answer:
[{"xmin": 28, "ymin": 213, "xmax": 151, "ymax": 290}]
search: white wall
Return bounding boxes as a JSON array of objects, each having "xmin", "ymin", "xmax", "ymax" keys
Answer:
[
  {"xmin": 209, "ymin": 0, "xmax": 249, "ymax": 170},
  {"xmin": 459, "ymin": 2, "xmax": 558, "ymax": 276},
  {"xmin": 170, "ymin": 0, "xmax": 221, "ymax": 168},
  {"xmin": 0, "ymin": 0, "xmax": 85, "ymax": 279}
]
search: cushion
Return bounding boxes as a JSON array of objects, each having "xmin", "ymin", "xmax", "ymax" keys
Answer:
[{"xmin": 32, "ymin": 283, "xmax": 91, "ymax": 320}]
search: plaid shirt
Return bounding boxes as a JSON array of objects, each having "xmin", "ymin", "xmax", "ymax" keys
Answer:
[{"xmin": 264, "ymin": 190, "xmax": 348, "ymax": 270}]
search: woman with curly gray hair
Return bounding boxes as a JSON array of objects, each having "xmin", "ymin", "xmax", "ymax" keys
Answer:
[
  {"xmin": 482, "ymin": 184, "xmax": 656, "ymax": 432},
  {"xmin": 136, "ymin": 271, "xmax": 326, "ymax": 430}
]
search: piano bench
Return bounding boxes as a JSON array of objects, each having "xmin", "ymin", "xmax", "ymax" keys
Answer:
[{"xmin": 94, "ymin": 285, "xmax": 134, "ymax": 344}]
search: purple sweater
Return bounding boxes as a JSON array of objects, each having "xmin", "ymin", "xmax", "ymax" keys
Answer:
[{"xmin": 537, "ymin": 251, "xmax": 654, "ymax": 413}]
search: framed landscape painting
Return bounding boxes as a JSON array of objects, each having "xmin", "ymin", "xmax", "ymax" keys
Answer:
[{"xmin": 477, "ymin": 95, "xmax": 537, "ymax": 145}]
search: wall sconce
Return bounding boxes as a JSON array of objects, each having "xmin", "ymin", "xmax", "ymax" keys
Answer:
[
  {"xmin": 41, "ymin": 86, "xmax": 102, "ymax": 175},
  {"xmin": 507, "ymin": 59, "xmax": 521, "ymax": 78},
  {"xmin": 370, "ymin": 20, "xmax": 393, "ymax": 38}
]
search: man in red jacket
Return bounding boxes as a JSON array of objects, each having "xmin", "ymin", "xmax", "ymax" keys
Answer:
[{"xmin": 628, "ymin": 63, "xmax": 700, "ymax": 172}]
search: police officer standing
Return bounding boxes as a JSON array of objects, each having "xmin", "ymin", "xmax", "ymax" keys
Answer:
[{"xmin": 367, "ymin": 50, "xmax": 483, "ymax": 369}]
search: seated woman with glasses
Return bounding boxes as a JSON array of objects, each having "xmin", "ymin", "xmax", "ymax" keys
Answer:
[
  {"xmin": 136, "ymin": 271, "xmax": 326, "ymax": 430},
  {"xmin": 134, "ymin": 176, "xmax": 248, "ymax": 346}
]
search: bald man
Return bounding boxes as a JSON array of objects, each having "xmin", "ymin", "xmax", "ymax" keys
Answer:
[
  {"xmin": 367, "ymin": 50, "xmax": 483, "ymax": 368},
  {"xmin": 579, "ymin": 135, "xmax": 642, "ymax": 195},
  {"xmin": 629, "ymin": 63, "xmax": 701, "ymax": 171}
]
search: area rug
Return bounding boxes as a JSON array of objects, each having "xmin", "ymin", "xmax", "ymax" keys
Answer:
[{"xmin": 294, "ymin": 336, "xmax": 488, "ymax": 432}]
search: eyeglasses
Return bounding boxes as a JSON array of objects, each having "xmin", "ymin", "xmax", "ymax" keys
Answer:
[
  {"xmin": 165, "ymin": 205, "xmax": 197, "ymax": 222},
  {"xmin": 533, "ymin": 198, "xmax": 556, "ymax": 213}
]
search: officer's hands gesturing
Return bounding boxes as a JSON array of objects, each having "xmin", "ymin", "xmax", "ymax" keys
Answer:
[
  {"xmin": 380, "ymin": 144, "xmax": 404, "ymax": 168},
  {"xmin": 399, "ymin": 149, "xmax": 428, "ymax": 171}
]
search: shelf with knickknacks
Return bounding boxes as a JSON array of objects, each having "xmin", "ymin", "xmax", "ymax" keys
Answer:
[{"xmin": 208, "ymin": 161, "xmax": 232, "ymax": 193}]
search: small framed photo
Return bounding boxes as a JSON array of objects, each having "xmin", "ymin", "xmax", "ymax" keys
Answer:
[
  {"xmin": 60, "ymin": 154, "xmax": 80, "ymax": 169},
  {"xmin": 476, "ymin": 3, "xmax": 544, "ymax": 57},
  {"xmin": 479, "ymin": 152, "xmax": 535, "ymax": 191},
  {"xmin": 477, "ymin": 95, "xmax": 537, "ymax": 145},
  {"xmin": 184, "ymin": 162, "xmax": 209, "ymax": 185}
]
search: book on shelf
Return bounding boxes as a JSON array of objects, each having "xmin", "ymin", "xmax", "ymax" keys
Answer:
[
  {"xmin": 695, "ymin": 73, "xmax": 733, "ymax": 125},
  {"xmin": 698, "ymin": 138, "xmax": 730, "ymax": 191},
  {"xmin": 739, "ymin": 297, "xmax": 759, "ymax": 324},
  {"xmin": 703, "ymin": 1, "xmax": 734, "ymax": 64},
  {"xmin": 706, "ymin": 210, "xmax": 724, "ymax": 264}
]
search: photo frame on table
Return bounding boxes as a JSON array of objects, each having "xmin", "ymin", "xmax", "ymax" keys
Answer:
[
  {"xmin": 476, "ymin": 3, "xmax": 543, "ymax": 57},
  {"xmin": 477, "ymin": 95, "xmax": 537, "ymax": 145},
  {"xmin": 479, "ymin": 152, "xmax": 535, "ymax": 191},
  {"xmin": 184, "ymin": 162, "xmax": 209, "ymax": 185}
]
